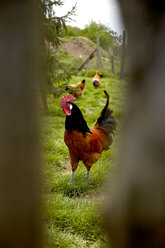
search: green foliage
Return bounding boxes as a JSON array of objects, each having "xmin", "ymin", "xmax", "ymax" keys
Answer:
[
  {"xmin": 81, "ymin": 21, "xmax": 122, "ymax": 53},
  {"xmin": 40, "ymin": 0, "xmax": 76, "ymax": 101},
  {"xmin": 42, "ymin": 47, "xmax": 71, "ymax": 97},
  {"xmin": 64, "ymin": 25, "xmax": 82, "ymax": 37},
  {"xmin": 40, "ymin": 0, "xmax": 71, "ymax": 47},
  {"xmin": 43, "ymin": 74, "xmax": 127, "ymax": 247},
  {"xmin": 80, "ymin": 69, "xmax": 114, "ymax": 78},
  {"xmin": 80, "ymin": 69, "xmax": 97, "ymax": 78}
]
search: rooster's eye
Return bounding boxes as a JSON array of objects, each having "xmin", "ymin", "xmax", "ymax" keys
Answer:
[{"xmin": 69, "ymin": 104, "xmax": 73, "ymax": 110}]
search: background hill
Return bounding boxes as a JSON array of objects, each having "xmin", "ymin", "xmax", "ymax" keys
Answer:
[
  {"xmin": 60, "ymin": 36, "xmax": 109, "ymax": 58},
  {"xmin": 58, "ymin": 35, "xmax": 121, "ymax": 75}
]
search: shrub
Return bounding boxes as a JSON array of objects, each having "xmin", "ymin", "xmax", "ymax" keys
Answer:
[{"xmin": 79, "ymin": 69, "xmax": 111, "ymax": 78}]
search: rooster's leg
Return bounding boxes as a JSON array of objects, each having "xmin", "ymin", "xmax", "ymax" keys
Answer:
[
  {"xmin": 70, "ymin": 170, "xmax": 75, "ymax": 183},
  {"xmin": 87, "ymin": 170, "xmax": 90, "ymax": 182}
]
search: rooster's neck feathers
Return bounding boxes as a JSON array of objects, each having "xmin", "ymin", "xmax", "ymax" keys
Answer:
[{"xmin": 65, "ymin": 103, "xmax": 91, "ymax": 135}]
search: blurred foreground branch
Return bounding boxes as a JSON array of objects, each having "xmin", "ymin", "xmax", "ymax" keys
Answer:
[
  {"xmin": 104, "ymin": 0, "xmax": 165, "ymax": 247},
  {"xmin": 0, "ymin": 1, "xmax": 42, "ymax": 247}
]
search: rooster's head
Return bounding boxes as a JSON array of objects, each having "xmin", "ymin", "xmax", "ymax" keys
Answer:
[{"xmin": 60, "ymin": 95, "xmax": 75, "ymax": 116}]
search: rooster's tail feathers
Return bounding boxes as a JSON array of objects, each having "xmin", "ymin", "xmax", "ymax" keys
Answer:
[{"xmin": 95, "ymin": 90, "xmax": 116, "ymax": 139}]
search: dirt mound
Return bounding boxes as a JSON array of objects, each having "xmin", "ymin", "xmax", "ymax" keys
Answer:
[{"xmin": 60, "ymin": 36, "xmax": 109, "ymax": 58}]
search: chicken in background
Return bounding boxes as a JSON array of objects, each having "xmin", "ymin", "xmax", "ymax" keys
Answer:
[
  {"xmin": 92, "ymin": 71, "xmax": 103, "ymax": 88},
  {"xmin": 60, "ymin": 90, "xmax": 116, "ymax": 182},
  {"xmin": 65, "ymin": 79, "xmax": 85, "ymax": 98}
]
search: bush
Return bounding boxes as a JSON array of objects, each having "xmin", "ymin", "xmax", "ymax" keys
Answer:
[
  {"xmin": 60, "ymin": 50, "xmax": 68, "ymax": 56},
  {"xmin": 79, "ymin": 69, "xmax": 112, "ymax": 78}
]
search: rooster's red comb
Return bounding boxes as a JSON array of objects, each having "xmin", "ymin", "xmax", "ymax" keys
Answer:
[{"xmin": 60, "ymin": 95, "xmax": 75, "ymax": 106}]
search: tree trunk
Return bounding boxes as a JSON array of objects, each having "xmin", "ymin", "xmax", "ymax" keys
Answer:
[
  {"xmin": 40, "ymin": 80, "xmax": 48, "ymax": 113},
  {"xmin": 104, "ymin": 1, "xmax": 165, "ymax": 247},
  {"xmin": 111, "ymin": 50, "xmax": 115, "ymax": 74},
  {"xmin": 120, "ymin": 30, "xmax": 126, "ymax": 78},
  {"xmin": 0, "ymin": 1, "xmax": 42, "ymax": 248},
  {"xmin": 96, "ymin": 32, "xmax": 103, "ymax": 70}
]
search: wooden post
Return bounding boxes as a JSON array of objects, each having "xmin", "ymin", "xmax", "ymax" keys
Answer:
[
  {"xmin": 96, "ymin": 32, "xmax": 103, "ymax": 70},
  {"xmin": 120, "ymin": 30, "xmax": 126, "ymax": 78},
  {"xmin": 0, "ymin": 1, "xmax": 42, "ymax": 247},
  {"xmin": 87, "ymin": 60, "xmax": 90, "ymax": 70},
  {"xmin": 110, "ymin": 49, "xmax": 115, "ymax": 74}
]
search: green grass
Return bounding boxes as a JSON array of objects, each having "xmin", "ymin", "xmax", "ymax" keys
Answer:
[{"xmin": 42, "ymin": 75, "xmax": 126, "ymax": 247}]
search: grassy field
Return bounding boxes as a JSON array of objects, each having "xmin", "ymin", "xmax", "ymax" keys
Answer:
[{"xmin": 42, "ymin": 74, "xmax": 126, "ymax": 247}]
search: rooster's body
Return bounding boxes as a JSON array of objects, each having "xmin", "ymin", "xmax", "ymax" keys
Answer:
[
  {"xmin": 60, "ymin": 91, "xmax": 116, "ymax": 182},
  {"xmin": 65, "ymin": 79, "xmax": 85, "ymax": 98},
  {"xmin": 92, "ymin": 72, "xmax": 103, "ymax": 88}
]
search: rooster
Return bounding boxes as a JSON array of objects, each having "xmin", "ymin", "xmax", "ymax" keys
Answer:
[
  {"xmin": 65, "ymin": 79, "xmax": 85, "ymax": 98},
  {"xmin": 60, "ymin": 90, "xmax": 116, "ymax": 182},
  {"xmin": 92, "ymin": 71, "xmax": 103, "ymax": 88}
]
